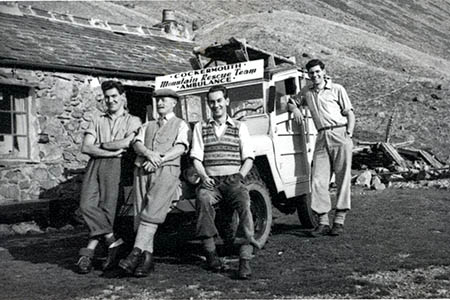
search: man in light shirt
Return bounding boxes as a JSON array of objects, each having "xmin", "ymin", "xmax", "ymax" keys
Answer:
[
  {"xmin": 77, "ymin": 80, "xmax": 141, "ymax": 274},
  {"xmin": 190, "ymin": 85, "xmax": 261, "ymax": 280},
  {"xmin": 289, "ymin": 59, "xmax": 355, "ymax": 237},
  {"xmin": 118, "ymin": 88, "xmax": 190, "ymax": 277}
]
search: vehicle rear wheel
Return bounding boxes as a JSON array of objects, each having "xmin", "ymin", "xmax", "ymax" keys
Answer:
[{"xmin": 296, "ymin": 193, "xmax": 317, "ymax": 229}]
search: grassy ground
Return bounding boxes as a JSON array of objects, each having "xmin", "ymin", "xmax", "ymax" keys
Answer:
[{"xmin": 1, "ymin": 186, "xmax": 449, "ymax": 299}]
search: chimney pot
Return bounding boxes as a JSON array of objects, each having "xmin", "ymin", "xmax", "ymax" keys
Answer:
[{"xmin": 162, "ymin": 9, "xmax": 176, "ymax": 23}]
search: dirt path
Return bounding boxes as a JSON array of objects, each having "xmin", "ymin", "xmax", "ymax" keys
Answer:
[{"xmin": 1, "ymin": 187, "xmax": 450, "ymax": 299}]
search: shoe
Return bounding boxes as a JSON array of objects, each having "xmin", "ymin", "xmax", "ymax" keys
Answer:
[
  {"xmin": 76, "ymin": 256, "xmax": 92, "ymax": 274},
  {"xmin": 248, "ymin": 236, "xmax": 263, "ymax": 250},
  {"xmin": 134, "ymin": 251, "xmax": 155, "ymax": 277},
  {"xmin": 309, "ymin": 224, "xmax": 331, "ymax": 237},
  {"xmin": 330, "ymin": 223, "xmax": 344, "ymax": 236},
  {"xmin": 76, "ymin": 248, "xmax": 94, "ymax": 274},
  {"xmin": 118, "ymin": 247, "xmax": 142, "ymax": 274},
  {"xmin": 238, "ymin": 258, "xmax": 252, "ymax": 280},
  {"xmin": 103, "ymin": 238, "xmax": 127, "ymax": 271},
  {"xmin": 205, "ymin": 250, "xmax": 223, "ymax": 271}
]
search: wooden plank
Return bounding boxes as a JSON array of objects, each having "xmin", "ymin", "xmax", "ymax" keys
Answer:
[
  {"xmin": 418, "ymin": 150, "xmax": 444, "ymax": 168},
  {"xmin": 379, "ymin": 142, "xmax": 407, "ymax": 168}
]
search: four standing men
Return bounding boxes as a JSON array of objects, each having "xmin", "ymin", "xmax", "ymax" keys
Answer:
[
  {"xmin": 77, "ymin": 80, "xmax": 142, "ymax": 274},
  {"xmin": 289, "ymin": 59, "xmax": 355, "ymax": 237}
]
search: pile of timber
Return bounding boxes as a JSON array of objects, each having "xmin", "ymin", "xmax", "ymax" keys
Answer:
[{"xmin": 352, "ymin": 141, "xmax": 449, "ymax": 190}]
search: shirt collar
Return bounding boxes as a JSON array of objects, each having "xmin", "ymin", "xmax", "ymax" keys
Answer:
[
  {"xmin": 159, "ymin": 112, "xmax": 175, "ymax": 121},
  {"xmin": 309, "ymin": 79, "xmax": 332, "ymax": 91},
  {"xmin": 208, "ymin": 115, "xmax": 234, "ymax": 127},
  {"xmin": 103, "ymin": 110, "xmax": 129, "ymax": 119}
]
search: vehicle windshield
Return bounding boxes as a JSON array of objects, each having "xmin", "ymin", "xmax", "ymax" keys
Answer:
[{"xmin": 179, "ymin": 83, "xmax": 264, "ymax": 124}]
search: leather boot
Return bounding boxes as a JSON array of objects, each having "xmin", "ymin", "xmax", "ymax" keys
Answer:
[
  {"xmin": 205, "ymin": 250, "xmax": 223, "ymax": 271},
  {"xmin": 238, "ymin": 258, "xmax": 252, "ymax": 280},
  {"xmin": 134, "ymin": 251, "xmax": 155, "ymax": 277},
  {"xmin": 103, "ymin": 238, "xmax": 127, "ymax": 271},
  {"xmin": 76, "ymin": 248, "xmax": 94, "ymax": 274},
  {"xmin": 118, "ymin": 247, "xmax": 142, "ymax": 274}
]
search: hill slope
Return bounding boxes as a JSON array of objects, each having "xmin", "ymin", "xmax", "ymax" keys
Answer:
[{"xmin": 20, "ymin": 0, "xmax": 450, "ymax": 160}]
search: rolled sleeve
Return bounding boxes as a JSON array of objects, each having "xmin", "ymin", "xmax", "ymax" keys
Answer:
[
  {"xmin": 189, "ymin": 122, "xmax": 204, "ymax": 161},
  {"xmin": 133, "ymin": 123, "xmax": 147, "ymax": 144},
  {"xmin": 84, "ymin": 119, "xmax": 97, "ymax": 139},
  {"xmin": 127, "ymin": 116, "xmax": 142, "ymax": 137},
  {"xmin": 239, "ymin": 123, "xmax": 255, "ymax": 161},
  {"xmin": 175, "ymin": 121, "xmax": 191, "ymax": 152},
  {"xmin": 336, "ymin": 85, "xmax": 353, "ymax": 115}
]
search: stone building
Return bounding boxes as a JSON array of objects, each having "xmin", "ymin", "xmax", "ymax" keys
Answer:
[{"xmin": 0, "ymin": 4, "xmax": 193, "ymax": 225}]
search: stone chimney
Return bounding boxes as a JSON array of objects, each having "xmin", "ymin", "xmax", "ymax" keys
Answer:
[{"xmin": 153, "ymin": 9, "xmax": 192, "ymax": 41}]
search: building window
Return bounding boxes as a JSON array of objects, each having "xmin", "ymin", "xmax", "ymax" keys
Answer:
[{"xmin": 0, "ymin": 85, "xmax": 30, "ymax": 159}]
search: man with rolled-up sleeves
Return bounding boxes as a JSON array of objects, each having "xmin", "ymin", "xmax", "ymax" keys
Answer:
[
  {"xmin": 289, "ymin": 59, "xmax": 355, "ymax": 237},
  {"xmin": 77, "ymin": 80, "xmax": 141, "ymax": 274}
]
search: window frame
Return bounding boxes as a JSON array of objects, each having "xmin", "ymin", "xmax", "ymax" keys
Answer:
[{"xmin": 0, "ymin": 84, "xmax": 31, "ymax": 160}]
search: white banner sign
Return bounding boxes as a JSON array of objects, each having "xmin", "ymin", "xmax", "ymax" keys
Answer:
[{"xmin": 155, "ymin": 59, "xmax": 264, "ymax": 92}]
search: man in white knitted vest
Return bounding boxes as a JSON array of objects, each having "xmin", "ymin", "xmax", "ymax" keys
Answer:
[
  {"xmin": 190, "ymin": 85, "xmax": 260, "ymax": 280},
  {"xmin": 118, "ymin": 88, "xmax": 190, "ymax": 277}
]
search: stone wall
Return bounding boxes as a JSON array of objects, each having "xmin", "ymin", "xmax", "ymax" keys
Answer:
[{"xmin": 0, "ymin": 67, "xmax": 151, "ymax": 209}]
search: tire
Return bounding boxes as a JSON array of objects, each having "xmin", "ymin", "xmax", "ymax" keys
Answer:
[
  {"xmin": 296, "ymin": 193, "xmax": 317, "ymax": 229},
  {"xmin": 239, "ymin": 171, "xmax": 273, "ymax": 248}
]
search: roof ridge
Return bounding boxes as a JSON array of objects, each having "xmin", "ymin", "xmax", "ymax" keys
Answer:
[{"xmin": 14, "ymin": 3, "xmax": 192, "ymax": 42}]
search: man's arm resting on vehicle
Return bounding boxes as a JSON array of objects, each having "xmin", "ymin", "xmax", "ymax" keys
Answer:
[
  {"xmin": 239, "ymin": 158, "xmax": 254, "ymax": 178},
  {"xmin": 81, "ymin": 133, "xmax": 124, "ymax": 158},
  {"xmin": 287, "ymin": 100, "xmax": 305, "ymax": 125}
]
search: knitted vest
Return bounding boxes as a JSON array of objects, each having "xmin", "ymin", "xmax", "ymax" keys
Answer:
[
  {"xmin": 202, "ymin": 120, "xmax": 242, "ymax": 167},
  {"xmin": 140, "ymin": 116, "xmax": 183, "ymax": 166}
]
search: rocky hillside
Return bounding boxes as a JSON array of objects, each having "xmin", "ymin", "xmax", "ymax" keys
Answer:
[{"xmin": 22, "ymin": 0, "xmax": 450, "ymax": 161}]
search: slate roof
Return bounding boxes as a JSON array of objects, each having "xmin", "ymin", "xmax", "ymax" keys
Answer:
[{"xmin": 0, "ymin": 12, "xmax": 194, "ymax": 79}]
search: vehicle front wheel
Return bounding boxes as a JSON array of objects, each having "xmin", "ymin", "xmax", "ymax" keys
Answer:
[{"xmin": 244, "ymin": 174, "xmax": 273, "ymax": 248}]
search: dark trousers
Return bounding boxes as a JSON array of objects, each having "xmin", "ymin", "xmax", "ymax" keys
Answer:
[
  {"xmin": 80, "ymin": 157, "xmax": 122, "ymax": 237},
  {"xmin": 195, "ymin": 173, "xmax": 255, "ymax": 242}
]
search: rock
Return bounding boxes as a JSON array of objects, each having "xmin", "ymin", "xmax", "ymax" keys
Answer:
[
  {"xmin": 355, "ymin": 170, "xmax": 372, "ymax": 188},
  {"xmin": 371, "ymin": 176, "xmax": 386, "ymax": 190},
  {"xmin": 375, "ymin": 167, "xmax": 389, "ymax": 174},
  {"xmin": 60, "ymin": 224, "xmax": 74, "ymax": 231},
  {"xmin": 0, "ymin": 224, "xmax": 15, "ymax": 236},
  {"xmin": 0, "ymin": 185, "xmax": 20, "ymax": 200},
  {"xmin": 430, "ymin": 93, "xmax": 442, "ymax": 100},
  {"xmin": 0, "ymin": 247, "xmax": 13, "ymax": 260},
  {"xmin": 412, "ymin": 94, "xmax": 426, "ymax": 103},
  {"xmin": 45, "ymin": 227, "xmax": 58, "ymax": 233},
  {"xmin": 11, "ymin": 221, "xmax": 43, "ymax": 235},
  {"xmin": 423, "ymin": 82, "xmax": 433, "ymax": 89},
  {"xmin": 375, "ymin": 111, "xmax": 386, "ymax": 118}
]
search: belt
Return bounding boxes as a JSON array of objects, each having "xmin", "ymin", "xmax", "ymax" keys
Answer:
[{"xmin": 318, "ymin": 124, "xmax": 347, "ymax": 132}]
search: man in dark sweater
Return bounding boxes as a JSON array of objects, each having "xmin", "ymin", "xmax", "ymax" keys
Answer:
[{"xmin": 190, "ymin": 85, "xmax": 260, "ymax": 280}]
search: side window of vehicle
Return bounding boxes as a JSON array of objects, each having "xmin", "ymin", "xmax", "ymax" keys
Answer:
[
  {"xmin": 180, "ymin": 94, "xmax": 204, "ymax": 126},
  {"xmin": 275, "ymin": 78, "xmax": 297, "ymax": 115}
]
